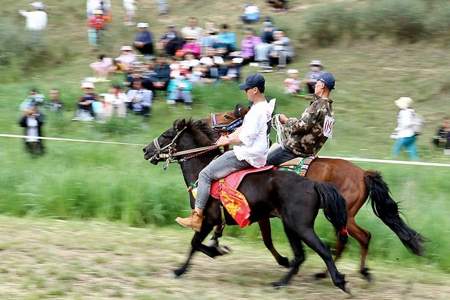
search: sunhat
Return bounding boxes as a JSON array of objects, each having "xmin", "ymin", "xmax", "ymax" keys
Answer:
[{"xmin": 395, "ymin": 97, "xmax": 413, "ymax": 109}]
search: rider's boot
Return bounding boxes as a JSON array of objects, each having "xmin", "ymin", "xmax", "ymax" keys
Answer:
[{"xmin": 175, "ymin": 209, "xmax": 204, "ymax": 232}]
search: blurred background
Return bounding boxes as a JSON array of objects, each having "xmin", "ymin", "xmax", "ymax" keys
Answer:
[{"xmin": 0, "ymin": 0, "xmax": 449, "ymax": 298}]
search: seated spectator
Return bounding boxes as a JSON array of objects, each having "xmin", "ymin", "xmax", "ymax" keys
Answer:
[
  {"xmin": 73, "ymin": 81, "xmax": 97, "ymax": 121},
  {"xmin": 199, "ymin": 47, "xmax": 226, "ymax": 80},
  {"xmin": 20, "ymin": 88, "xmax": 45, "ymax": 111},
  {"xmin": 167, "ymin": 74, "xmax": 193, "ymax": 108},
  {"xmin": 255, "ymin": 18, "xmax": 277, "ymax": 66},
  {"xmin": 284, "ymin": 69, "xmax": 301, "ymax": 94},
  {"xmin": 159, "ymin": 25, "xmax": 185, "ymax": 56},
  {"xmin": 216, "ymin": 24, "xmax": 237, "ymax": 52},
  {"xmin": 241, "ymin": 3, "xmax": 260, "ymax": 24},
  {"xmin": 305, "ymin": 60, "xmax": 324, "ymax": 94},
  {"xmin": 47, "ymin": 89, "xmax": 63, "ymax": 112},
  {"xmin": 104, "ymin": 84, "xmax": 127, "ymax": 118},
  {"xmin": 200, "ymin": 28, "xmax": 219, "ymax": 55},
  {"xmin": 116, "ymin": 45, "xmax": 137, "ymax": 71},
  {"xmin": 87, "ymin": 9, "xmax": 106, "ymax": 47},
  {"xmin": 181, "ymin": 53, "xmax": 200, "ymax": 69},
  {"xmin": 148, "ymin": 56, "xmax": 171, "ymax": 91},
  {"xmin": 181, "ymin": 17, "xmax": 203, "ymax": 40},
  {"xmin": 188, "ymin": 65, "xmax": 207, "ymax": 84},
  {"xmin": 432, "ymin": 117, "xmax": 450, "ymax": 149},
  {"xmin": 221, "ymin": 58, "xmax": 243, "ymax": 81},
  {"xmin": 268, "ymin": 30, "xmax": 294, "ymax": 68},
  {"xmin": 126, "ymin": 80, "xmax": 152, "ymax": 117},
  {"xmin": 240, "ymin": 28, "xmax": 262, "ymax": 64},
  {"xmin": 179, "ymin": 36, "xmax": 201, "ymax": 58},
  {"xmin": 19, "ymin": 104, "xmax": 45, "ymax": 157},
  {"xmin": 134, "ymin": 23, "xmax": 154, "ymax": 57},
  {"xmin": 90, "ymin": 54, "xmax": 114, "ymax": 81}
]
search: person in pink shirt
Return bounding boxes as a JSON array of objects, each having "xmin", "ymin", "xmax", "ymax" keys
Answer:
[
  {"xmin": 240, "ymin": 28, "xmax": 261, "ymax": 64},
  {"xmin": 180, "ymin": 36, "xmax": 201, "ymax": 58}
]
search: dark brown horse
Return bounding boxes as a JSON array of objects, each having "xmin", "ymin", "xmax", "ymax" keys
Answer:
[
  {"xmin": 207, "ymin": 106, "xmax": 425, "ymax": 281},
  {"xmin": 143, "ymin": 119, "xmax": 350, "ymax": 292}
]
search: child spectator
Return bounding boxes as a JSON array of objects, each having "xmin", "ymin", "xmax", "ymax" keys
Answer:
[
  {"xmin": 432, "ymin": 117, "xmax": 450, "ymax": 150},
  {"xmin": 167, "ymin": 74, "xmax": 193, "ymax": 108},
  {"xmin": 241, "ymin": 3, "xmax": 260, "ymax": 24},
  {"xmin": 74, "ymin": 82, "xmax": 97, "ymax": 121},
  {"xmin": 181, "ymin": 17, "xmax": 203, "ymax": 40},
  {"xmin": 47, "ymin": 89, "xmax": 63, "ymax": 112},
  {"xmin": 180, "ymin": 36, "xmax": 201, "ymax": 58},
  {"xmin": 391, "ymin": 97, "xmax": 420, "ymax": 160},
  {"xmin": 116, "ymin": 46, "xmax": 137, "ymax": 71},
  {"xmin": 18, "ymin": 2, "xmax": 47, "ymax": 43},
  {"xmin": 104, "ymin": 84, "xmax": 127, "ymax": 118},
  {"xmin": 123, "ymin": 0, "xmax": 136, "ymax": 26},
  {"xmin": 90, "ymin": 54, "xmax": 114, "ymax": 81},
  {"xmin": 19, "ymin": 104, "xmax": 45, "ymax": 157},
  {"xmin": 305, "ymin": 60, "xmax": 324, "ymax": 94},
  {"xmin": 87, "ymin": 9, "xmax": 106, "ymax": 47},
  {"xmin": 240, "ymin": 28, "xmax": 261, "ymax": 64},
  {"xmin": 20, "ymin": 88, "xmax": 45, "ymax": 111},
  {"xmin": 284, "ymin": 69, "xmax": 301, "ymax": 94},
  {"xmin": 134, "ymin": 23, "xmax": 154, "ymax": 57},
  {"xmin": 126, "ymin": 80, "xmax": 152, "ymax": 117}
]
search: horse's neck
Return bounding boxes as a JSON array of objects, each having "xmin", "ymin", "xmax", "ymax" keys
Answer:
[{"xmin": 179, "ymin": 153, "xmax": 216, "ymax": 186}]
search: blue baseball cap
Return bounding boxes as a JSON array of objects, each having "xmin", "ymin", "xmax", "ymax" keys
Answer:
[
  {"xmin": 317, "ymin": 72, "xmax": 335, "ymax": 90},
  {"xmin": 239, "ymin": 73, "xmax": 265, "ymax": 92}
]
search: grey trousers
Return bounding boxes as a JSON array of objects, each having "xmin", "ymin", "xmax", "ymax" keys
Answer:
[{"xmin": 195, "ymin": 150, "xmax": 250, "ymax": 209}]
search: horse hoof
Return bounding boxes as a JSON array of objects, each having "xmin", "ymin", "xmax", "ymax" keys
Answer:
[
  {"xmin": 360, "ymin": 267, "xmax": 372, "ymax": 282},
  {"xmin": 218, "ymin": 245, "xmax": 231, "ymax": 255},
  {"xmin": 173, "ymin": 268, "xmax": 186, "ymax": 278},
  {"xmin": 278, "ymin": 257, "xmax": 290, "ymax": 268},
  {"xmin": 314, "ymin": 272, "xmax": 327, "ymax": 280},
  {"xmin": 271, "ymin": 280, "xmax": 287, "ymax": 289}
]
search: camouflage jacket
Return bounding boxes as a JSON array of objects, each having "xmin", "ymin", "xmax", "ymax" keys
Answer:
[{"xmin": 282, "ymin": 96, "xmax": 333, "ymax": 156}]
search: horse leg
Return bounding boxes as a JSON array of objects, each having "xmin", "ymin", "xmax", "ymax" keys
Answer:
[
  {"xmin": 347, "ymin": 217, "xmax": 372, "ymax": 281},
  {"xmin": 300, "ymin": 227, "xmax": 348, "ymax": 293},
  {"xmin": 314, "ymin": 233, "xmax": 348, "ymax": 279},
  {"xmin": 259, "ymin": 218, "xmax": 290, "ymax": 268},
  {"xmin": 173, "ymin": 222, "xmax": 214, "ymax": 277},
  {"xmin": 271, "ymin": 222, "xmax": 305, "ymax": 287}
]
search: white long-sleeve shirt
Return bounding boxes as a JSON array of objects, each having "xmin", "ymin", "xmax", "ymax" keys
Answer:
[
  {"xmin": 395, "ymin": 109, "xmax": 416, "ymax": 138},
  {"xmin": 233, "ymin": 99, "xmax": 275, "ymax": 167},
  {"xmin": 19, "ymin": 10, "xmax": 47, "ymax": 31}
]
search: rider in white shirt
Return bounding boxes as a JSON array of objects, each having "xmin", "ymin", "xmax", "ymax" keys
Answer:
[{"xmin": 176, "ymin": 74, "xmax": 275, "ymax": 232}]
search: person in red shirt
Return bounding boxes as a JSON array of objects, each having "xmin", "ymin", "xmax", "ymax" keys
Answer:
[{"xmin": 88, "ymin": 9, "xmax": 106, "ymax": 46}]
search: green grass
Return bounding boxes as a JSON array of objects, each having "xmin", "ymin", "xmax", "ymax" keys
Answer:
[{"xmin": 0, "ymin": 0, "xmax": 449, "ymax": 275}]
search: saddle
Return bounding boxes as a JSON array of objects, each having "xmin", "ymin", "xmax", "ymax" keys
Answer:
[
  {"xmin": 278, "ymin": 156, "xmax": 316, "ymax": 177},
  {"xmin": 210, "ymin": 166, "xmax": 273, "ymax": 227}
]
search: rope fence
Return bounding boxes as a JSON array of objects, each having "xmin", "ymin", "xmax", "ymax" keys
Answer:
[{"xmin": 1, "ymin": 133, "xmax": 450, "ymax": 168}]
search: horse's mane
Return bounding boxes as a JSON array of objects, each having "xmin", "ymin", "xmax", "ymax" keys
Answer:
[{"xmin": 175, "ymin": 119, "xmax": 216, "ymax": 147}]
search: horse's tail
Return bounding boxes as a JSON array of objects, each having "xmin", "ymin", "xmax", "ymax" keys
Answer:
[
  {"xmin": 314, "ymin": 182, "xmax": 349, "ymax": 245},
  {"xmin": 364, "ymin": 171, "xmax": 425, "ymax": 256}
]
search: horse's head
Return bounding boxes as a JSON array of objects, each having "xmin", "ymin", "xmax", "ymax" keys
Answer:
[
  {"xmin": 143, "ymin": 119, "xmax": 216, "ymax": 165},
  {"xmin": 208, "ymin": 104, "xmax": 250, "ymax": 132}
]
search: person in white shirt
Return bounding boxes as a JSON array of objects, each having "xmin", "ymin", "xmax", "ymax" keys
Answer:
[
  {"xmin": 181, "ymin": 17, "xmax": 203, "ymax": 40},
  {"xmin": 104, "ymin": 84, "xmax": 127, "ymax": 118},
  {"xmin": 116, "ymin": 46, "xmax": 137, "ymax": 71},
  {"xmin": 19, "ymin": 2, "xmax": 47, "ymax": 42},
  {"xmin": 123, "ymin": 0, "xmax": 136, "ymax": 25},
  {"xmin": 391, "ymin": 97, "xmax": 419, "ymax": 160},
  {"xmin": 176, "ymin": 73, "xmax": 275, "ymax": 231}
]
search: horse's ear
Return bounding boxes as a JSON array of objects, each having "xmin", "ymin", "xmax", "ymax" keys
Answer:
[{"xmin": 174, "ymin": 119, "xmax": 186, "ymax": 131}]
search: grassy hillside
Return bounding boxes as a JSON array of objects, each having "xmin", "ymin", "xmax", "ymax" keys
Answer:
[{"xmin": 0, "ymin": 0, "xmax": 449, "ymax": 274}]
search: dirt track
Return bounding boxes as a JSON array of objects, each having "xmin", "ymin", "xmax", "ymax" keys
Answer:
[{"xmin": 0, "ymin": 217, "xmax": 448, "ymax": 299}]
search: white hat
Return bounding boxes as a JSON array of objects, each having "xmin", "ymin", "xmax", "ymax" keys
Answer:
[
  {"xmin": 120, "ymin": 45, "xmax": 133, "ymax": 51},
  {"xmin": 309, "ymin": 60, "xmax": 323, "ymax": 67},
  {"xmin": 137, "ymin": 22, "xmax": 149, "ymax": 28},
  {"xmin": 81, "ymin": 81, "xmax": 95, "ymax": 89},
  {"xmin": 395, "ymin": 97, "xmax": 413, "ymax": 109},
  {"xmin": 232, "ymin": 57, "xmax": 244, "ymax": 64},
  {"xmin": 287, "ymin": 69, "xmax": 299, "ymax": 74},
  {"xmin": 93, "ymin": 9, "xmax": 103, "ymax": 15},
  {"xmin": 31, "ymin": 1, "xmax": 44, "ymax": 9}
]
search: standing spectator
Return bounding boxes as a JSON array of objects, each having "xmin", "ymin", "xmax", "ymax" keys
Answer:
[
  {"xmin": 87, "ymin": 9, "xmax": 106, "ymax": 47},
  {"xmin": 167, "ymin": 74, "xmax": 193, "ymax": 109},
  {"xmin": 20, "ymin": 88, "xmax": 45, "ymax": 111},
  {"xmin": 87, "ymin": 0, "xmax": 111, "ymax": 18},
  {"xmin": 240, "ymin": 28, "xmax": 261, "ymax": 64},
  {"xmin": 284, "ymin": 69, "xmax": 301, "ymax": 94},
  {"xmin": 134, "ymin": 23, "xmax": 154, "ymax": 57},
  {"xmin": 305, "ymin": 60, "xmax": 324, "ymax": 94},
  {"xmin": 181, "ymin": 17, "xmax": 203, "ymax": 40},
  {"xmin": 123, "ymin": 0, "xmax": 136, "ymax": 26},
  {"xmin": 18, "ymin": 2, "xmax": 48, "ymax": 43},
  {"xmin": 391, "ymin": 97, "xmax": 420, "ymax": 160},
  {"xmin": 126, "ymin": 80, "xmax": 152, "ymax": 117},
  {"xmin": 90, "ymin": 54, "xmax": 114, "ymax": 81},
  {"xmin": 74, "ymin": 82, "xmax": 97, "ymax": 121},
  {"xmin": 47, "ymin": 89, "xmax": 63, "ymax": 112},
  {"xmin": 432, "ymin": 117, "xmax": 450, "ymax": 150},
  {"xmin": 116, "ymin": 46, "xmax": 137, "ymax": 71},
  {"xmin": 104, "ymin": 84, "xmax": 127, "ymax": 118},
  {"xmin": 19, "ymin": 105, "xmax": 45, "ymax": 157},
  {"xmin": 159, "ymin": 25, "xmax": 185, "ymax": 56},
  {"xmin": 241, "ymin": 3, "xmax": 260, "ymax": 24},
  {"xmin": 217, "ymin": 24, "xmax": 237, "ymax": 52},
  {"xmin": 156, "ymin": 0, "xmax": 169, "ymax": 15}
]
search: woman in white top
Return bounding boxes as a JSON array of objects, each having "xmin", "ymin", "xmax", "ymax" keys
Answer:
[
  {"xmin": 391, "ymin": 97, "xmax": 419, "ymax": 160},
  {"xmin": 176, "ymin": 74, "xmax": 275, "ymax": 231}
]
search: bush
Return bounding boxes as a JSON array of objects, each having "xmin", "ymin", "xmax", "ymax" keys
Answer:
[{"xmin": 426, "ymin": 2, "xmax": 450, "ymax": 41}]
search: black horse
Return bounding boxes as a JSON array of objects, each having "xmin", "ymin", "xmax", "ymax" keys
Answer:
[{"xmin": 143, "ymin": 119, "xmax": 350, "ymax": 292}]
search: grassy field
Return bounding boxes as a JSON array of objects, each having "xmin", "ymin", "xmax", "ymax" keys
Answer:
[
  {"xmin": 0, "ymin": 216, "xmax": 449, "ymax": 300},
  {"xmin": 0, "ymin": 0, "xmax": 449, "ymax": 288}
]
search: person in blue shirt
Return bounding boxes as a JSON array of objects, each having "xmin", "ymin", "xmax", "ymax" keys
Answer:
[
  {"xmin": 134, "ymin": 23, "xmax": 154, "ymax": 56},
  {"xmin": 167, "ymin": 74, "xmax": 193, "ymax": 109},
  {"xmin": 216, "ymin": 24, "xmax": 236, "ymax": 53}
]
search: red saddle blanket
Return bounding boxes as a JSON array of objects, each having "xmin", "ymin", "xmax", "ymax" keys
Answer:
[{"xmin": 210, "ymin": 166, "xmax": 273, "ymax": 228}]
